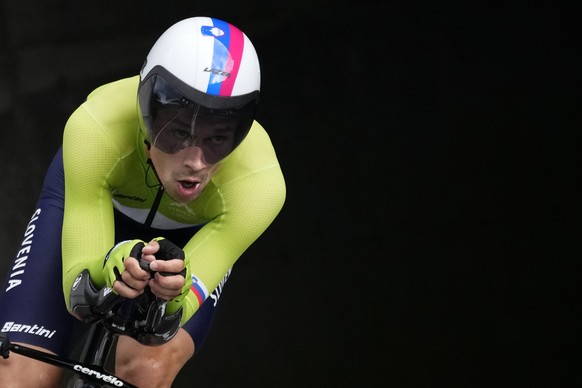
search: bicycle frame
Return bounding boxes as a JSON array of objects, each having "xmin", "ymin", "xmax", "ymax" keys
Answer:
[
  {"xmin": 1, "ymin": 326, "xmax": 136, "ymax": 388},
  {"xmin": 0, "ymin": 318, "xmax": 136, "ymax": 388},
  {"xmin": 1, "ymin": 261, "xmax": 175, "ymax": 387}
]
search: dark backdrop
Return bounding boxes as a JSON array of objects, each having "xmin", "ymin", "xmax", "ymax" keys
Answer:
[{"xmin": 0, "ymin": 2, "xmax": 577, "ymax": 387}]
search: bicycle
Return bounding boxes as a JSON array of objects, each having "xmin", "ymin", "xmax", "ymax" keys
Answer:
[{"xmin": 0, "ymin": 259, "xmax": 176, "ymax": 388}]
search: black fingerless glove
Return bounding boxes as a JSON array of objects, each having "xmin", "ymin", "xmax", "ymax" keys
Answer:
[
  {"xmin": 148, "ymin": 238, "xmax": 191, "ymax": 316},
  {"xmin": 102, "ymin": 239, "xmax": 146, "ymax": 289},
  {"xmin": 134, "ymin": 238, "xmax": 187, "ymax": 345}
]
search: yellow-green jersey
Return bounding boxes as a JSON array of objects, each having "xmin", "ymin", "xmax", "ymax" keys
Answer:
[{"xmin": 61, "ymin": 76, "xmax": 286, "ymax": 325}]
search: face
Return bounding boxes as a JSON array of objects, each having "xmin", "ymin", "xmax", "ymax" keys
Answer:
[
  {"xmin": 151, "ymin": 102, "xmax": 239, "ymax": 158},
  {"xmin": 147, "ymin": 122, "xmax": 234, "ymax": 203}
]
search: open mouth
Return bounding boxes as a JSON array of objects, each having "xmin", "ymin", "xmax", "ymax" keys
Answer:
[{"xmin": 179, "ymin": 180, "xmax": 200, "ymax": 189}]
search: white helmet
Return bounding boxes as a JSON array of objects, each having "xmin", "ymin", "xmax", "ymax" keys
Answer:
[{"xmin": 138, "ymin": 17, "xmax": 260, "ymax": 158}]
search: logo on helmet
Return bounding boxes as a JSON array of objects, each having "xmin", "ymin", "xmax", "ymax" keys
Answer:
[
  {"xmin": 203, "ymin": 67, "xmax": 231, "ymax": 78},
  {"xmin": 201, "ymin": 26, "xmax": 225, "ymax": 37}
]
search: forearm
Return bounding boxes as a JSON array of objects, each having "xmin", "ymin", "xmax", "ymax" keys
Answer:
[
  {"xmin": 61, "ymin": 107, "xmax": 119, "ymax": 310},
  {"xmin": 62, "ymin": 254, "xmax": 106, "ymax": 311},
  {"xmin": 181, "ymin": 292, "xmax": 198, "ymax": 326}
]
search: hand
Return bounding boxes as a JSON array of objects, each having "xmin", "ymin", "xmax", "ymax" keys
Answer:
[
  {"xmin": 113, "ymin": 239, "xmax": 181, "ymax": 299},
  {"xmin": 114, "ymin": 254, "xmax": 152, "ymax": 298},
  {"xmin": 103, "ymin": 239, "xmax": 147, "ymax": 297},
  {"xmin": 146, "ymin": 238, "xmax": 191, "ymax": 314}
]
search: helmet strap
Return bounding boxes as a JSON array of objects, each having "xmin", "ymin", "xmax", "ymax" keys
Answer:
[{"xmin": 144, "ymin": 138, "xmax": 163, "ymax": 189}]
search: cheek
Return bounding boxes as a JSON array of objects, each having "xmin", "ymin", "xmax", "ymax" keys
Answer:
[{"xmin": 149, "ymin": 151, "xmax": 173, "ymax": 178}]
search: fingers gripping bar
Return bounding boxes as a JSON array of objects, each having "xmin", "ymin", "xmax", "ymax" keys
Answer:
[{"xmin": 69, "ymin": 238, "xmax": 185, "ymax": 345}]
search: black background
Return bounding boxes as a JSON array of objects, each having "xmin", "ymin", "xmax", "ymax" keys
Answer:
[{"xmin": 0, "ymin": 2, "xmax": 578, "ymax": 387}]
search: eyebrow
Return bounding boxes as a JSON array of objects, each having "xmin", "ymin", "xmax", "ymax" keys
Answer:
[{"xmin": 211, "ymin": 124, "xmax": 236, "ymax": 133}]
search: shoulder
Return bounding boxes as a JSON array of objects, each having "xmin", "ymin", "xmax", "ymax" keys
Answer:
[
  {"xmin": 213, "ymin": 121, "xmax": 283, "ymax": 184},
  {"xmin": 87, "ymin": 76, "xmax": 139, "ymax": 100},
  {"xmin": 66, "ymin": 75, "xmax": 139, "ymax": 131},
  {"xmin": 207, "ymin": 120, "xmax": 286, "ymax": 224},
  {"xmin": 64, "ymin": 76, "xmax": 141, "ymax": 156},
  {"xmin": 82, "ymin": 76, "xmax": 140, "ymax": 120},
  {"xmin": 210, "ymin": 121, "xmax": 286, "ymax": 212}
]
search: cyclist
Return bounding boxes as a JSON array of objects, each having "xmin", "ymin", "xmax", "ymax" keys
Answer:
[{"xmin": 0, "ymin": 16, "xmax": 285, "ymax": 387}]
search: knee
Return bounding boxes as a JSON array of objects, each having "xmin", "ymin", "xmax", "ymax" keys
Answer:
[
  {"xmin": 115, "ymin": 332, "xmax": 194, "ymax": 388},
  {"xmin": 117, "ymin": 354, "xmax": 174, "ymax": 387},
  {"xmin": 0, "ymin": 351, "xmax": 63, "ymax": 387}
]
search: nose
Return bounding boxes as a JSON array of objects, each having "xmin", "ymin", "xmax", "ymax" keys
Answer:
[{"xmin": 181, "ymin": 145, "xmax": 207, "ymax": 171}]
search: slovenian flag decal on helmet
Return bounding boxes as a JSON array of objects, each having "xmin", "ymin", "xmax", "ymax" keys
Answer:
[{"xmin": 202, "ymin": 18, "xmax": 244, "ymax": 97}]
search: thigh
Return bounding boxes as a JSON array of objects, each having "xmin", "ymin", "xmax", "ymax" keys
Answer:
[
  {"xmin": 0, "ymin": 344, "xmax": 64, "ymax": 387},
  {"xmin": 0, "ymin": 148, "xmax": 79, "ymax": 355}
]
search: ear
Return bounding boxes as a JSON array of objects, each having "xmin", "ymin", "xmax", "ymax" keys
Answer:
[{"xmin": 144, "ymin": 139, "xmax": 152, "ymax": 159}]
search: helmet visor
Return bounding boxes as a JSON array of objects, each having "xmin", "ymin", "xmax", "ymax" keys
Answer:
[{"xmin": 139, "ymin": 75, "xmax": 256, "ymax": 160}]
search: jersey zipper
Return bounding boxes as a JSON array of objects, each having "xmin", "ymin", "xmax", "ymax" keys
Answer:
[{"xmin": 144, "ymin": 185, "xmax": 164, "ymax": 228}]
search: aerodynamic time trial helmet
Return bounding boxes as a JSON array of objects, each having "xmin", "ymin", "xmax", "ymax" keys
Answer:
[{"xmin": 138, "ymin": 17, "xmax": 261, "ymax": 159}]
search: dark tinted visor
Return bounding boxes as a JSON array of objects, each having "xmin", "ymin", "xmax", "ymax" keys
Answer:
[{"xmin": 139, "ymin": 73, "xmax": 257, "ymax": 158}]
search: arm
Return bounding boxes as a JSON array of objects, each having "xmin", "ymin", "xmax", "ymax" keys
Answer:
[
  {"xmin": 179, "ymin": 124, "xmax": 286, "ymax": 325},
  {"xmin": 60, "ymin": 80, "xmax": 139, "ymax": 311}
]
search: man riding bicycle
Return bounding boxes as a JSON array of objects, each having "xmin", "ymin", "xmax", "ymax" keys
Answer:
[{"xmin": 0, "ymin": 16, "xmax": 285, "ymax": 387}]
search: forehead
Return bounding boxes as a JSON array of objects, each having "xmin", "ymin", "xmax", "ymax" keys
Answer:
[
  {"xmin": 166, "ymin": 117, "xmax": 238, "ymax": 138},
  {"xmin": 157, "ymin": 105, "xmax": 238, "ymax": 127}
]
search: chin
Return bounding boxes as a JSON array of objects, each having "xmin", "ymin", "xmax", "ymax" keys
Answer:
[{"xmin": 168, "ymin": 192, "xmax": 201, "ymax": 203}]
